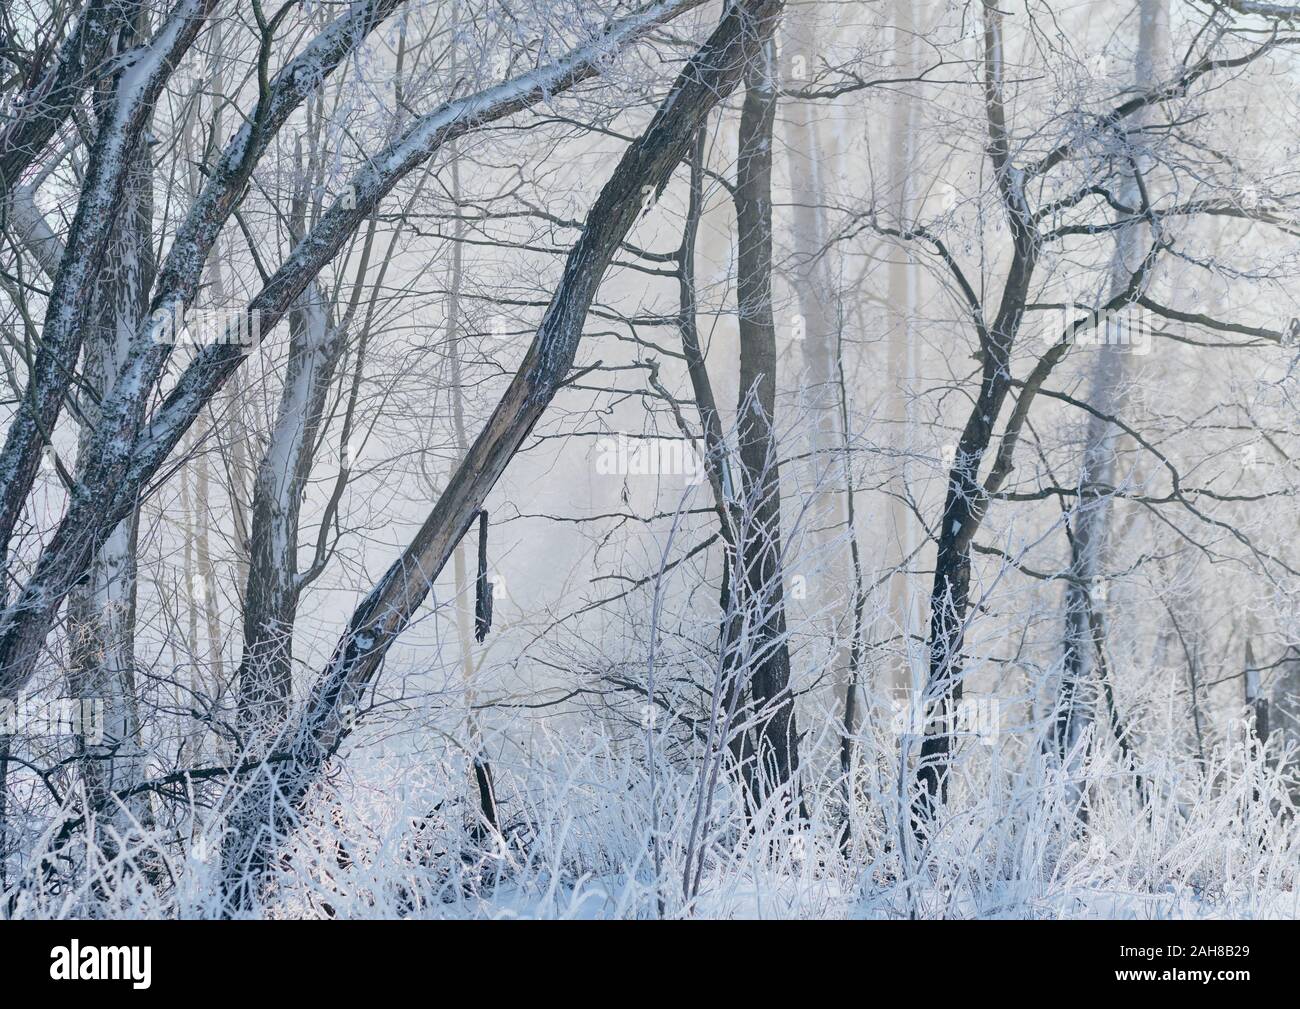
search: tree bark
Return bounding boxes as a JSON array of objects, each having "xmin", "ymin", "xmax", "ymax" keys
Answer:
[
  {"xmin": 66, "ymin": 119, "xmax": 156, "ymax": 859},
  {"xmin": 237, "ymin": 274, "xmax": 344, "ymax": 741},
  {"xmin": 0, "ymin": 0, "xmax": 123, "ymax": 199},
  {"xmin": 731, "ymin": 34, "xmax": 801, "ymax": 809},
  {"xmin": 883, "ymin": 0, "xmax": 923, "ymax": 691},
  {"xmin": 0, "ymin": 0, "xmax": 217, "ymax": 583}
]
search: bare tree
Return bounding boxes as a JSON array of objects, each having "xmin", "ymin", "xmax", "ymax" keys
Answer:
[{"xmin": 219, "ymin": 0, "xmax": 783, "ymax": 910}]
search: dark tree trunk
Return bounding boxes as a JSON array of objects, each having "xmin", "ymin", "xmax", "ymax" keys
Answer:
[
  {"xmin": 729, "ymin": 36, "xmax": 801, "ymax": 810},
  {"xmin": 911, "ymin": 1, "xmax": 1039, "ymax": 832}
]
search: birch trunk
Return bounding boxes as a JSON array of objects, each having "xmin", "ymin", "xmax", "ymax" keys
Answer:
[
  {"xmin": 781, "ymin": 10, "xmax": 848, "ymax": 662},
  {"xmin": 884, "ymin": 0, "xmax": 922, "ymax": 691},
  {"xmin": 444, "ymin": 120, "xmax": 499, "ymax": 832}
]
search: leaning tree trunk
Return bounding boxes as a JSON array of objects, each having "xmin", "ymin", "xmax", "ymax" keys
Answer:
[
  {"xmin": 1, "ymin": 11, "xmax": 158, "ymax": 860},
  {"xmin": 0, "ymin": 0, "xmax": 412, "ymax": 706},
  {"xmin": 0, "ymin": 0, "xmax": 216, "ymax": 587}
]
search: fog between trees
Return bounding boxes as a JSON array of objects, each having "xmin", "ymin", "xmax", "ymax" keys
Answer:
[{"xmin": 0, "ymin": 0, "xmax": 1298, "ymax": 919}]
